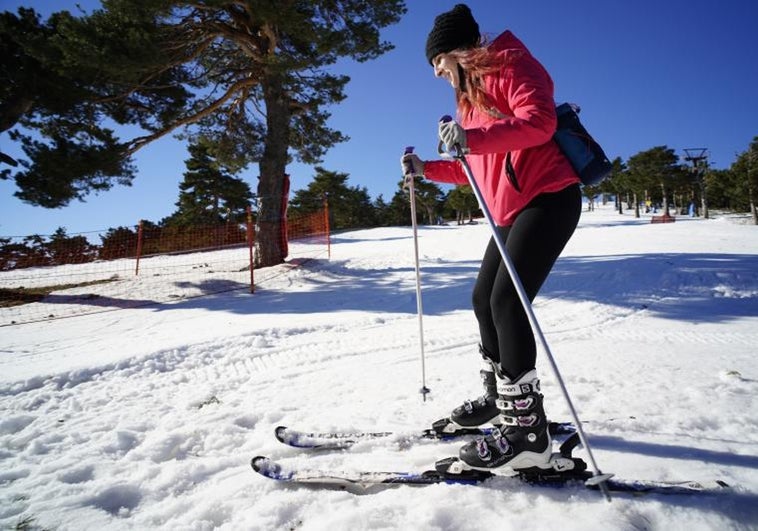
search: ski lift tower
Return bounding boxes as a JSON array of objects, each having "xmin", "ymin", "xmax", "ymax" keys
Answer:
[{"xmin": 683, "ymin": 148, "xmax": 709, "ymax": 219}]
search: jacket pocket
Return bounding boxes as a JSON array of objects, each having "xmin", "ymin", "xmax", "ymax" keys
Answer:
[{"xmin": 505, "ymin": 152, "xmax": 520, "ymax": 192}]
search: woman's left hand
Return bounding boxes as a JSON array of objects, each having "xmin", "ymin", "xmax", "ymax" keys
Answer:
[{"xmin": 438, "ymin": 120, "xmax": 468, "ymax": 152}]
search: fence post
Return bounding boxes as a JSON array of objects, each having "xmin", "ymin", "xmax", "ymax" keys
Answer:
[
  {"xmin": 135, "ymin": 220, "xmax": 144, "ymax": 276},
  {"xmin": 323, "ymin": 196, "xmax": 331, "ymax": 259},
  {"xmin": 246, "ymin": 206, "xmax": 255, "ymax": 293}
]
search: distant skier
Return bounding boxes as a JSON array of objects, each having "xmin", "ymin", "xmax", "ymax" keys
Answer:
[{"xmin": 401, "ymin": 4, "xmax": 582, "ymax": 473}]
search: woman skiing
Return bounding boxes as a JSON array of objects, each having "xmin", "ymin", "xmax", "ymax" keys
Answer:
[{"xmin": 401, "ymin": 4, "xmax": 582, "ymax": 472}]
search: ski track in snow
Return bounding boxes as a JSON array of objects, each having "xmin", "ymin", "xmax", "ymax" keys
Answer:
[{"xmin": 1, "ymin": 206, "xmax": 758, "ymax": 530}]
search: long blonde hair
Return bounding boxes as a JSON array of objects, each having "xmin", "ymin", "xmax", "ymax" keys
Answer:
[{"xmin": 447, "ymin": 39, "xmax": 517, "ymax": 120}]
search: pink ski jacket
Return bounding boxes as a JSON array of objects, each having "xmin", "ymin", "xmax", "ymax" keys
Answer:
[{"xmin": 424, "ymin": 30, "xmax": 580, "ymax": 226}]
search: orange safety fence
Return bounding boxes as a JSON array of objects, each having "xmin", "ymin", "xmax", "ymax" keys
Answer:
[{"xmin": 0, "ymin": 206, "xmax": 329, "ymax": 326}]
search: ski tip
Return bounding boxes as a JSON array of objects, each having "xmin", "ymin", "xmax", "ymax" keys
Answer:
[
  {"xmin": 251, "ymin": 455, "xmax": 270, "ymax": 473},
  {"xmin": 274, "ymin": 426, "xmax": 317, "ymax": 448},
  {"xmin": 251, "ymin": 456, "xmax": 295, "ymax": 482},
  {"xmin": 274, "ymin": 426, "xmax": 288, "ymax": 443}
]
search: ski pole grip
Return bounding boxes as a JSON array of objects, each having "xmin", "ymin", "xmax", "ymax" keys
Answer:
[
  {"xmin": 403, "ymin": 146, "xmax": 415, "ymax": 176},
  {"xmin": 438, "ymin": 115, "xmax": 467, "ymax": 157},
  {"xmin": 438, "ymin": 116, "xmax": 453, "ymax": 156}
]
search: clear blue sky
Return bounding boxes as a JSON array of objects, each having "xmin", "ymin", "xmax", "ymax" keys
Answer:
[{"xmin": 2, "ymin": 0, "xmax": 757, "ymax": 237}]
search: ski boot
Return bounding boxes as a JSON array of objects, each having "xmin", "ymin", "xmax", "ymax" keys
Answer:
[
  {"xmin": 431, "ymin": 347, "xmax": 500, "ymax": 436},
  {"xmin": 456, "ymin": 368, "xmax": 553, "ymax": 472}
]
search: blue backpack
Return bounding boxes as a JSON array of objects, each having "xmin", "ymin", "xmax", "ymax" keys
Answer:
[{"xmin": 553, "ymin": 103, "xmax": 612, "ymax": 186}]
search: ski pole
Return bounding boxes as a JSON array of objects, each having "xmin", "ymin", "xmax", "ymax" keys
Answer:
[
  {"xmin": 403, "ymin": 146, "xmax": 431, "ymax": 402},
  {"xmin": 437, "ymin": 116, "xmax": 612, "ymax": 501}
]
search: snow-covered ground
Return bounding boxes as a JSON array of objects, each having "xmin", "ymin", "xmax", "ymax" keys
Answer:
[
  {"xmin": 0, "ymin": 238, "xmax": 327, "ymax": 326},
  {"xmin": 1, "ymin": 204, "xmax": 757, "ymax": 530}
]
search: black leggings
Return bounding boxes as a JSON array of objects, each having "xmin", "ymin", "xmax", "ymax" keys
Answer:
[{"xmin": 472, "ymin": 184, "xmax": 581, "ymax": 380}]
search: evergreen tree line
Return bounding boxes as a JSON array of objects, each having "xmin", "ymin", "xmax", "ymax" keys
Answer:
[
  {"xmin": 288, "ymin": 167, "xmax": 479, "ymax": 231},
  {"xmin": 582, "ymin": 138, "xmax": 758, "ymax": 223},
  {"xmin": 0, "ymin": 229, "xmax": 96, "ymax": 271},
  {"xmin": 1, "ymin": 140, "xmax": 255, "ymax": 270},
  {"xmin": 3, "ymin": 135, "xmax": 757, "ymax": 271},
  {"xmin": 293, "ymin": 138, "xmax": 758, "ymax": 230}
]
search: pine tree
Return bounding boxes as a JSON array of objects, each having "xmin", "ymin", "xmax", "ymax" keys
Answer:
[
  {"xmin": 163, "ymin": 141, "xmax": 253, "ymax": 227},
  {"xmin": 290, "ymin": 167, "xmax": 375, "ymax": 230},
  {"xmin": 446, "ymin": 185, "xmax": 478, "ymax": 224},
  {"xmin": 626, "ymin": 146, "xmax": 687, "ymax": 217},
  {"xmin": 389, "ymin": 176, "xmax": 444, "ymax": 225}
]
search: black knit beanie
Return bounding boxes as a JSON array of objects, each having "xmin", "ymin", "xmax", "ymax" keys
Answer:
[{"xmin": 425, "ymin": 4, "xmax": 481, "ymax": 65}]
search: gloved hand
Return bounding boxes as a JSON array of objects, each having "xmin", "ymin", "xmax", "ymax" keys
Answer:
[
  {"xmin": 438, "ymin": 120, "xmax": 468, "ymax": 153},
  {"xmin": 400, "ymin": 152, "xmax": 425, "ymax": 177}
]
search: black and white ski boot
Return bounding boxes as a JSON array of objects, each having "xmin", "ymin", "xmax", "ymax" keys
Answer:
[
  {"xmin": 456, "ymin": 368, "xmax": 552, "ymax": 472},
  {"xmin": 431, "ymin": 348, "xmax": 501, "ymax": 436}
]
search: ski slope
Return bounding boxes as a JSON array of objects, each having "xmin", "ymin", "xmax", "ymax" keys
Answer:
[{"xmin": 1, "ymin": 205, "xmax": 757, "ymax": 530}]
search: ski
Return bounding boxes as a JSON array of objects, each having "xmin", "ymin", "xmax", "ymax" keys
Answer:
[
  {"xmin": 251, "ymin": 455, "xmax": 729, "ymax": 495},
  {"xmin": 256, "ymin": 431, "xmax": 729, "ymax": 495},
  {"xmin": 274, "ymin": 420, "xmax": 577, "ymax": 450}
]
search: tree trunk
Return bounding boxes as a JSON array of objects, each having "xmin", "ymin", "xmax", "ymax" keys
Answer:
[
  {"xmin": 425, "ymin": 206, "xmax": 435, "ymax": 224},
  {"xmin": 700, "ymin": 182, "xmax": 709, "ymax": 219},
  {"xmin": 634, "ymin": 192, "xmax": 640, "ymax": 218},
  {"xmin": 255, "ymin": 72, "xmax": 291, "ymax": 268},
  {"xmin": 661, "ymin": 182, "xmax": 669, "ymax": 217}
]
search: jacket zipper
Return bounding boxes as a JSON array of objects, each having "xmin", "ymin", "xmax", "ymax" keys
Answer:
[{"xmin": 505, "ymin": 152, "xmax": 520, "ymax": 192}]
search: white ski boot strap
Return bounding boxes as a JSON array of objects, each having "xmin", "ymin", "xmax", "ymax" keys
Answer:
[{"xmin": 496, "ymin": 369, "xmax": 540, "ymax": 397}]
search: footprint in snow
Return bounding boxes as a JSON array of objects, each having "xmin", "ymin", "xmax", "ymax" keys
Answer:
[
  {"xmin": 85, "ymin": 484, "xmax": 142, "ymax": 516},
  {"xmin": 59, "ymin": 464, "xmax": 95, "ymax": 484}
]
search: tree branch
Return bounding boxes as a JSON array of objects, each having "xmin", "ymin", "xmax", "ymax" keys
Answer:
[{"xmin": 124, "ymin": 77, "xmax": 259, "ymax": 155}]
